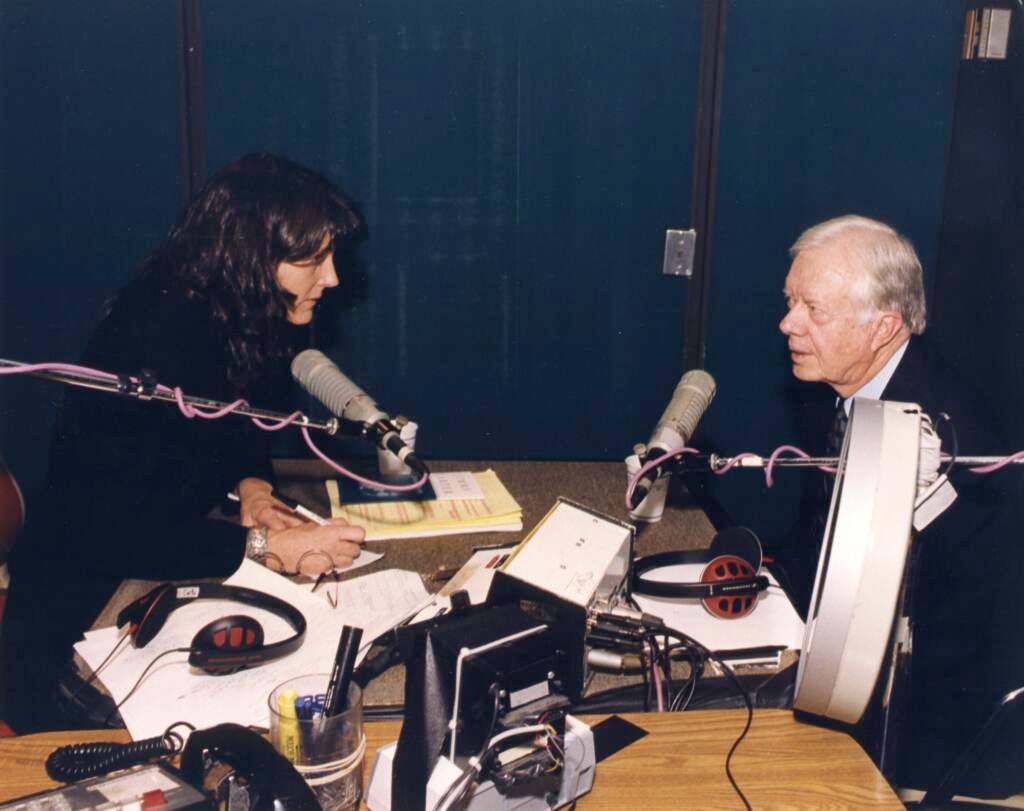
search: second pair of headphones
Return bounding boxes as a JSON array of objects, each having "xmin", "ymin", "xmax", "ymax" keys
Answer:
[
  {"xmin": 632, "ymin": 526, "xmax": 769, "ymax": 619},
  {"xmin": 116, "ymin": 582, "xmax": 306, "ymax": 675}
]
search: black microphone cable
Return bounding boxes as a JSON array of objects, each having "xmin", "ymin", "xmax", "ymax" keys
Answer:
[
  {"xmin": 102, "ymin": 647, "xmax": 190, "ymax": 727},
  {"xmin": 65, "ymin": 632, "xmax": 131, "ymax": 708},
  {"xmin": 652, "ymin": 623, "xmax": 753, "ymax": 811},
  {"xmin": 591, "ymin": 607, "xmax": 754, "ymax": 811}
]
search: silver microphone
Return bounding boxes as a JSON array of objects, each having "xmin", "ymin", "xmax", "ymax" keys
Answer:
[
  {"xmin": 291, "ymin": 349, "xmax": 425, "ymax": 475},
  {"xmin": 630, "ymin": 369, "xmax": 716, "ymax": 509},
  {"xmin": 291, "ymin": 349, "xmax": 388, "ymax": 425}
]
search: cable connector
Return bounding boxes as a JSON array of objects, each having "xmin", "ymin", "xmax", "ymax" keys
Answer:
[
  {"xmin": 586, "ymin": 625, "xmax": 646, "ymax": 651},
  {"xmin": 592, "ymin": 606, "xmax": 667, "ymax": 632},
  {"xmin": 586, "ymin": 649, "xmax": 645, "ymax": 673}
]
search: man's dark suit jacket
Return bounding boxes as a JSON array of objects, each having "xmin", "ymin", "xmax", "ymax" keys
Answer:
[{"xmin": 775, "ymin": 335, "xmax": 1023, "ymax": 793}]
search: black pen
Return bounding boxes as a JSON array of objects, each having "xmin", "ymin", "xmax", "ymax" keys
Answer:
[
  {"xmin": 271, "ymin": 489, "xmax": 330, "ymax": 526},
  {"xmin": 323, "ymin": 625, "xmax": 363, "ymax": 717},
  {"xmin": 472, "ymin": 541, "xmax": 518, "ymax": 553},
  {"xmin": 226, "ymin": 490, "xmax": 329, "ymax": 525}
]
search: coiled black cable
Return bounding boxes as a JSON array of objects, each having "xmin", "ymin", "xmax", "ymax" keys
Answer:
[{"xmin": 45, "ymin": 722, "xmax": 195, "ymax": 782}]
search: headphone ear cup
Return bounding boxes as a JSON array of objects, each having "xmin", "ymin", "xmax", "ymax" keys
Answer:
[
  {"xmin": 707, "ymin": 526, "xmax": 762, "ymax": 572},
  {"xmin": 190, "ymin": 615, "xmax": 266, "ymax": 675},
  {"xmin": 192, "ymin": 615, "xmax": 265, "ymax": 654},
  {"xmin": 700, "ymin": 554, "xmax": 758, "ymax": 619}
]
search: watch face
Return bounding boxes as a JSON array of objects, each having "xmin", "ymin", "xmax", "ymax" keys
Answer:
[{"xmin": 246, "ymin": 527, "xmax": 268, "ymax": 561}]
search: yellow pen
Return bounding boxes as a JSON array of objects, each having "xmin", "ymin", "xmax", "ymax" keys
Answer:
[{"xmin": 276, "ymin": 688, "xmax": 301, "ymax": 763}]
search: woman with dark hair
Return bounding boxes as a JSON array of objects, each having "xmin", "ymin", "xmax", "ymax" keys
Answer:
[{"xmin": 1, "ymin": 153, "xmax": 367, "ymax": 732}]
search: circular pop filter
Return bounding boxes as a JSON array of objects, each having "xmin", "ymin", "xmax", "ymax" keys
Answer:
[{"xmin": 794, "ymin": 399, "xmax": 920, "ymax": 724}]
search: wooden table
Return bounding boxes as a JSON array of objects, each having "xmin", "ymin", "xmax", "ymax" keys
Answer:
[{"xmin": 0, "ymin": 710, "xmax": 903, "ymax": 809}]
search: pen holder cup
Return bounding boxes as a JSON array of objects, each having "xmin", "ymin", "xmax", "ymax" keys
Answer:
[{"xmin": 268, "ymin": 674, "xmax": 364, "ymax": 811}]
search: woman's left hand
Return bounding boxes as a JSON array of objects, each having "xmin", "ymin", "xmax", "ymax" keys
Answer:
[{"xmin": 236, "ymin": 477, "xmax": 304, "ymax": 530}]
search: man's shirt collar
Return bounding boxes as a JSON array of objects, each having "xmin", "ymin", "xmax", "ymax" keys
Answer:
[{"xmin": 840, "ymin": 338, "xmax": 910, "ymax": 415}]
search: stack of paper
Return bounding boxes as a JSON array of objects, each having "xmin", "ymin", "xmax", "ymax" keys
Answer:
[
  {"xmin": 326, "ymin": 469, "xmax": 522, "ymax": 541},
  {"xmin": 74, "ymin": 561, "xmax": 431, "ymax": 739}
]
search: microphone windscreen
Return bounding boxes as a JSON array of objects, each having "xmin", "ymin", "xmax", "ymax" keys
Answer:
[
  {"xmin": 651, "ymin": 369, "xmax": 716, "ymax": 450},
  {"xmin": 291, "ymin": 349, "xmax": 371, "ymax": 420}
]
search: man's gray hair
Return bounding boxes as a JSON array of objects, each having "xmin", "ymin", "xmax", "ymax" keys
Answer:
[{"xmin": 790, "ymin": 215, "xmax": 927, "ymax": 334}]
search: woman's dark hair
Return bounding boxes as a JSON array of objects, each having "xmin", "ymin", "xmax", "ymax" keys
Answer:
[{"xmin": 139, "ymin": 153, "xmax": 364, "ymax": 389}]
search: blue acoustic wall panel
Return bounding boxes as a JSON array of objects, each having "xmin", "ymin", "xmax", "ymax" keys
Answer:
[
  {"xmin": 0, "ymin": 1, "xmax": 183, "ymax": 493},
  {"xmin": 200, "ymin": 0, "xmax": 703, "ymax": 462},
  {"xmin": 932, "ymin": 9, "xmax": 1024, "ymax": 450},
  {"xmin": 701, "ymin": 1, "xmax": 962, "ymax": 538}
]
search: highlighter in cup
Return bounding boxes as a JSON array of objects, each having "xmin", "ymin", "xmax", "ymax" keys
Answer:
[{"xmin": 269, "ymin": 674, "xmax": 364, "ymax": 810}]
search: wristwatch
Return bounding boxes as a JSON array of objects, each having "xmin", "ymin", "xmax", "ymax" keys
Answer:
[{"xmin": 245, "ymin": 525, "xmax": 269, "ymax": 565}]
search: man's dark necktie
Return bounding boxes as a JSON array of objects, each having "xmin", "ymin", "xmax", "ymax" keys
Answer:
[
  {"xmin": 781, "ymin": 399, "xmax": 850, "ymax": 615},
  {"xmin": 812, "ymin": 401, "xmax": 849, "ymax": 542},
  {"xmin": 827, "ymin": 400, "xmax": 849, "ymax": 457},
  {"xmin": 786, "ymin": 400, "xmax": 850, "ymax": 615}
]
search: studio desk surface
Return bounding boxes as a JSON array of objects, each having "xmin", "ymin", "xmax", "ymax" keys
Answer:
[
  {"xmin": 0, "ymin": 710, "xmax": 905, "ymax": 809},
  {"xmin": 49, "ymin": 461, "xmax": 906, "ymax": 807},
  {"xmin": 92, "ymin": 458, "xmax": 727, "ymax": 710}
]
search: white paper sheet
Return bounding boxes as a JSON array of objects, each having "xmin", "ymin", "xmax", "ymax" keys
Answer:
[
  {"xmin": 75, "ymin": 561, "xmax": 429, "ymax": 739},
  {"xmin": 429, "ymin": 472, "xmax": 484, "ymax": 500},
  {"xmin": 632, "ymin": 563, "xmax": 805, "ymax": 655},
  {"xmin": 339, "ymin": 547, "xmax": 385, "ymax": 572},
  {"xmin": 331, "ymin": 568, "xmax": 429, "ymax": 615}
]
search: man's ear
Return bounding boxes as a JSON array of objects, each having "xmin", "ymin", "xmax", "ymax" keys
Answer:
[{"xmin": 870, "ymin": 311, "xmax": 905, "ymax": 351}]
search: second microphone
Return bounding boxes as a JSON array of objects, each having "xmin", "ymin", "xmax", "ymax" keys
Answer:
[{"xmin": 630, "ymin": 369, "xmax": 717, "ymax": 510}]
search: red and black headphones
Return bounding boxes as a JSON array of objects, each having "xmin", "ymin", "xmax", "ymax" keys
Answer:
[
  {"xmin": 631, "ymin": 526, "xmax": 769, "ymax": 619},
  {"xmin": 116, "ymin": 582, "xmax": 306, "ymax": 675}
]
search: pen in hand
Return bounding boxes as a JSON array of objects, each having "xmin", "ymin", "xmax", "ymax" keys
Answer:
[
  {"xmin": 271, "ymin": 489, "xmax": 330, "ymax": 526},
  {"xmin": 225, "ymin": 489, "xmax": 330, "ymax": 525}
]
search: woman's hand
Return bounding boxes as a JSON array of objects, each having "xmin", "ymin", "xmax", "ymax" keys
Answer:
[
  {"xmin": 266, "ymin": 519, "xmax": 367, "ymax": 576},
  {"xmin": 236, "ymin": 477, "xmax": 303, "ymax": 530}
]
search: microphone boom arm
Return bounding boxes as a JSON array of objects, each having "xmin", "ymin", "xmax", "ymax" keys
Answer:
[
  {"xmin": 0, "ymin": 358, "xmax": 339, "ymax": 434},
  {"xmin": 707, "ymin": 452, "xmax": 1024, "ymax": 470}
]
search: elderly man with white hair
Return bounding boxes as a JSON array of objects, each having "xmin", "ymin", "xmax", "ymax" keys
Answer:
[
  {"xmin": 781, "ymin": 215, "xmax": 926, "ymax": 400},
  {"xmin": 775, "ymin": 215, "xmax": 1018, "ymax": 795}
]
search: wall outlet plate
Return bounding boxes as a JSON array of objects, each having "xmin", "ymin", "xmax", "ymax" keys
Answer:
[{"xmin": 662, "ymin": 229, "xmax": 696, "ymax": 277}]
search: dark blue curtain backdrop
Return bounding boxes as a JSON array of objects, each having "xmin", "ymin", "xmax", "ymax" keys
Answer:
[
  {"xmin": 199, "ymin": 0, "xmax": 702, "ymax": 462},
  {"xmin": 932, "ymin": 4, "xmax": 1024, "ymax": 451},
  {"xmin": 4, "ymin": 0, "xmax": 1009, "ymax": 533},
  {"xmin": 700, "ymin": 1, "xmax": 964, "ymax": 538},
  {"xmin": 0, "ymin": 1, "xmax": 183, "ymax": 493}
]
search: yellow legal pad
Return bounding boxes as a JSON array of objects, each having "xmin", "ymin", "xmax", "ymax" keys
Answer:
[{"xmin": 326, "ymin": 469, "xmax": 523, "ymax": 540}]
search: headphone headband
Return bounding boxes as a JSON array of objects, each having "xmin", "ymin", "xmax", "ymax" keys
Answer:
[
  {"xmin": 632, "ymin": 527, "xmax": 768, "ymax": 602},
  {"xmin": 117, "ymin": 582, "xmax": 307, "ymax": 674},
  {"xmin": 633, "ymin": 557, "xmax": 768, "ymax": 598}
]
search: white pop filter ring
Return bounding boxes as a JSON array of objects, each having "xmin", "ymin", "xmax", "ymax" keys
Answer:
[{"xmin": 793, "ymin": 398, "xmax": 922, "ymax": 725}]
